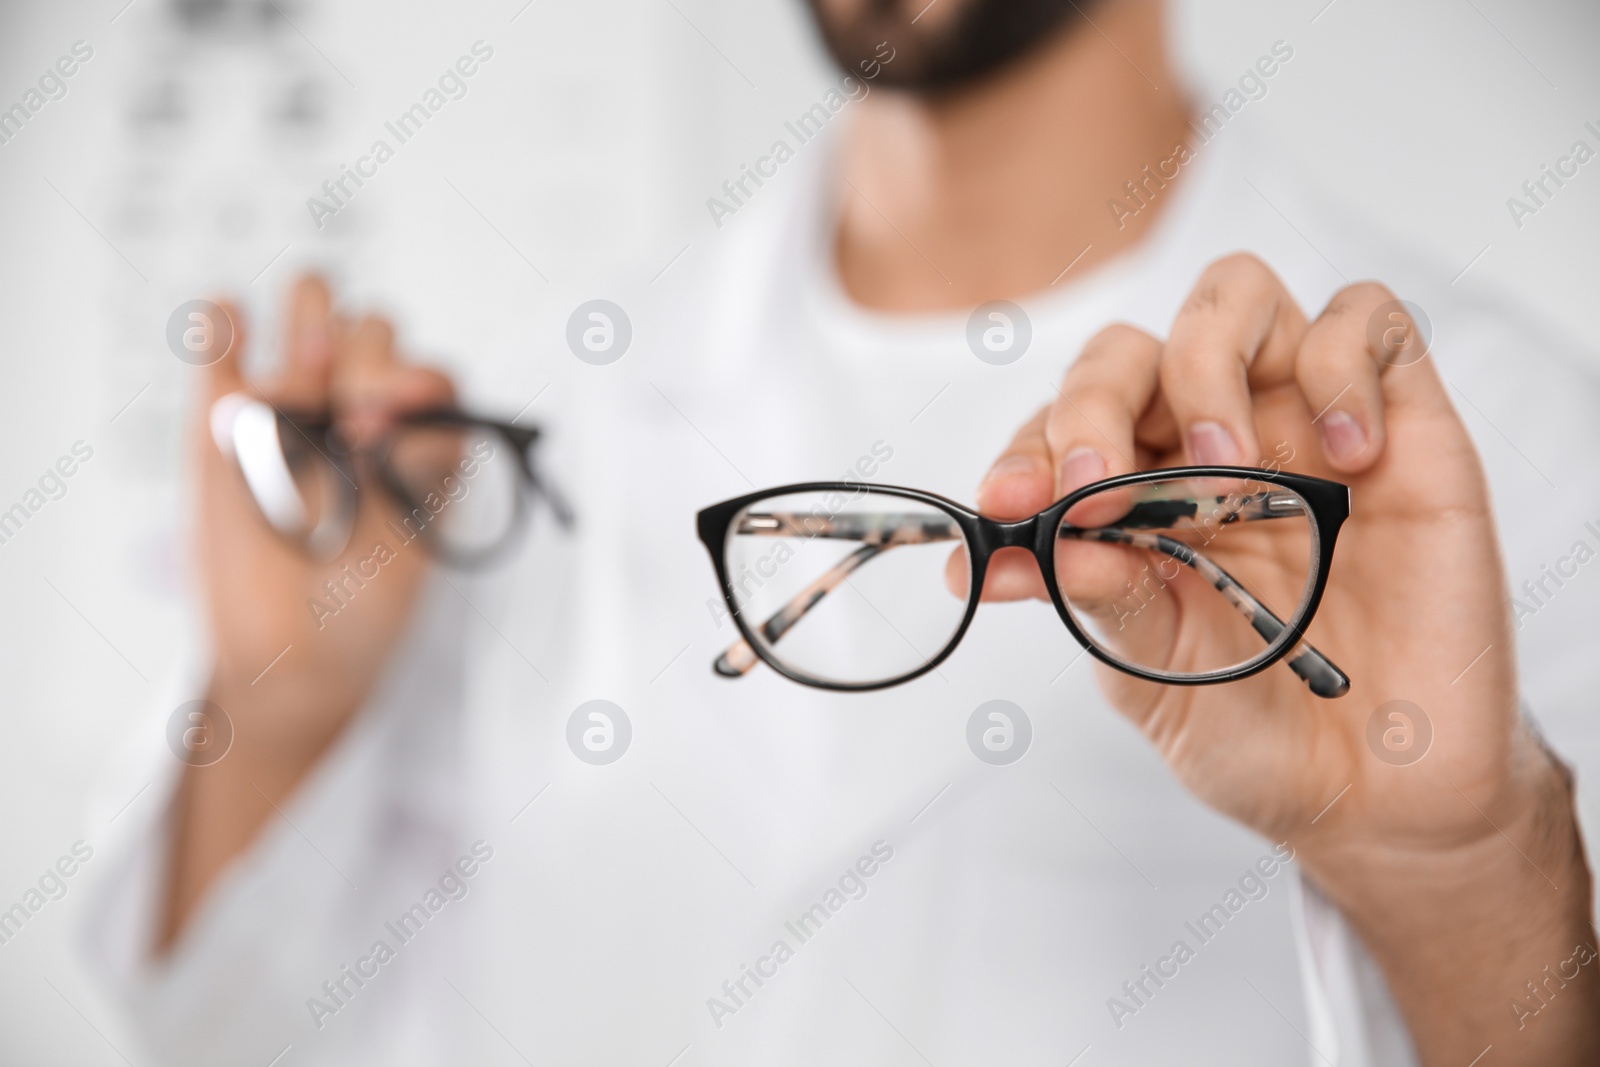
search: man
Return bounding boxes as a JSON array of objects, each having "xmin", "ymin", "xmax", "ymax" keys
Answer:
[{"xmin": 86, "ymin": 0, "xmax": 1600, "ymax": 1063}]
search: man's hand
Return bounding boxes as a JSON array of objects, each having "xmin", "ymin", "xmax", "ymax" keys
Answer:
[
  {"xmin": 978, "ymin": 254, "xmax": 1598, "ymax": 1064},
  {"xmin": 161, "ymin": 275, "xmax": 454, "ymax": 950}
]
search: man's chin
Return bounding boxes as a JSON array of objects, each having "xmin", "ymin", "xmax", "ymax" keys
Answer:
[{"xmin": 801, "ymin": 0, "xmax": 1088, "ymax": 94}]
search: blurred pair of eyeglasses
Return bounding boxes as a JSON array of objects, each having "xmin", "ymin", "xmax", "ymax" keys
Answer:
[{"xmin": 210, "ymin": 393, "xmax": 571, "ymax": 566}]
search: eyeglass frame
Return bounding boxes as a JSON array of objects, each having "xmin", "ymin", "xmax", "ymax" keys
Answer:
[
  {"xmin": 214, "ymin": 394, "xmax": 572, "ymax": 568},
  {"xmin": 696, "ymin": 465, "xmax": 1350, "ymax": 696}
]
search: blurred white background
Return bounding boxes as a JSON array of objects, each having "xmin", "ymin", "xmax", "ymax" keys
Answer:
[{"xmin": 0, "ymin": 0, "xmax": 1595, "ymax": 1059}]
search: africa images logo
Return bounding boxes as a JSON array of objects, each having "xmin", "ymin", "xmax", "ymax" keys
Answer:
[
  {"xmin": 704, "ymin": 42, "xmax": 895, "ymax": 229},
  {"xmin": 1105, "ymin": 843, "xmax": 1295, "ymax": 1029},
  {"xmin": 305, "ymin": 41, "xmax": 495, "ymax": 230},
  {"xmin": 305, "ymin": 842, "xmax": 494, "ymax": 1030},
  {"xmin": 705, "ymin": 841, "xmax": 895, "ymax": 1029}
]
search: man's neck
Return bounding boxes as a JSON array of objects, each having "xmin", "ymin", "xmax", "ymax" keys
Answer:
[{"xmin": 835, "ymin": 0, "xmax": 1191, "ymax": 312}]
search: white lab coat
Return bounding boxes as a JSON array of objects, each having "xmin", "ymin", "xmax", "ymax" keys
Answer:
[{"xmin": 82, "ymin": 120, "xmax": 1600, "ymax": 1066}]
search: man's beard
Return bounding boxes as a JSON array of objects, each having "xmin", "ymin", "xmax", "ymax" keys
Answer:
[{"xmin": 803, "ymin": 0, "xmax": 1091, "ymax": 93}]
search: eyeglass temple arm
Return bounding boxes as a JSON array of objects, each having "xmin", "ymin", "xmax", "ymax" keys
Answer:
[
  {"xmin": 713, "ymin": 543, "xmax": 888, "ymax": 676},
  {"xmin": 713, "ymin": 511, "xmax": 963, "ymax": 677},
  {"xmin": 713, "ymin": 494, "xmax": 1348, "ymax": 698},
  {"xmin": 394, "ymin": 409, "xmax": 575, "ymax": 529},
  {"xmin": 1058, "ymin": 488, "xmax": 1348, "ymax": 695},
  {"xmin": 504, "ymin": 422, "xmax": 574, "ymax": 529},
  {"xmin": 527, "ymin": 468, "xmax": 574, "ymax": 529},
  {"xmin": 1059, "ymin": 526, "xmax": 1348, "ymax": 698}
]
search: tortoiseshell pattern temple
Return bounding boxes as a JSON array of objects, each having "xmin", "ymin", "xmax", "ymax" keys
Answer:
[{"xmin": 1064, "ymin": 527, "xmax": 1347, "ymax": 698}]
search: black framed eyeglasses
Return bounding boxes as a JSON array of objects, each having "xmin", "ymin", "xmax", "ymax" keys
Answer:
[
  {"xmin": 211, "ymin": 392, "xmax": 572, "ymax": 567},
  {"xmin": 697, "ymin": 466, "xmax": 1350, "ymax": 696}
]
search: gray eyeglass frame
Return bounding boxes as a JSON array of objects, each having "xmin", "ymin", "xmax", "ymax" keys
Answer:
[{"xmin": 215, "ymin": 395, "xmax": 571, "ymax": 568}]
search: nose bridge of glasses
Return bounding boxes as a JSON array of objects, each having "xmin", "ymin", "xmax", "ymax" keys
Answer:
[{"xmin": 982, "ymin": 515, "xmax": 1041, "ymax": 553}]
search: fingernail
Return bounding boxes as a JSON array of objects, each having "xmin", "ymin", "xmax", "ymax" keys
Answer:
[
  {"xmin": 1057, "ymin": 447, "xmax": 1106, "ymax": 496},
  {"xmin": 981, "ymin": 454, "xmax": 1041, "ymax": 487},
  {"xmin": 1187, "ymin": 421, "xmax": 1241, "ymax": 465},
  {"xmin": 1320, "ymin": 410, "xmax": 1367, "ymax": 464}
]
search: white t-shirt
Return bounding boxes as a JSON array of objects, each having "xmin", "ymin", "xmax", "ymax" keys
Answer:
[{"xmin": 82, "ymin": 121, "xmax": 1600, "ymax": 1067}]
